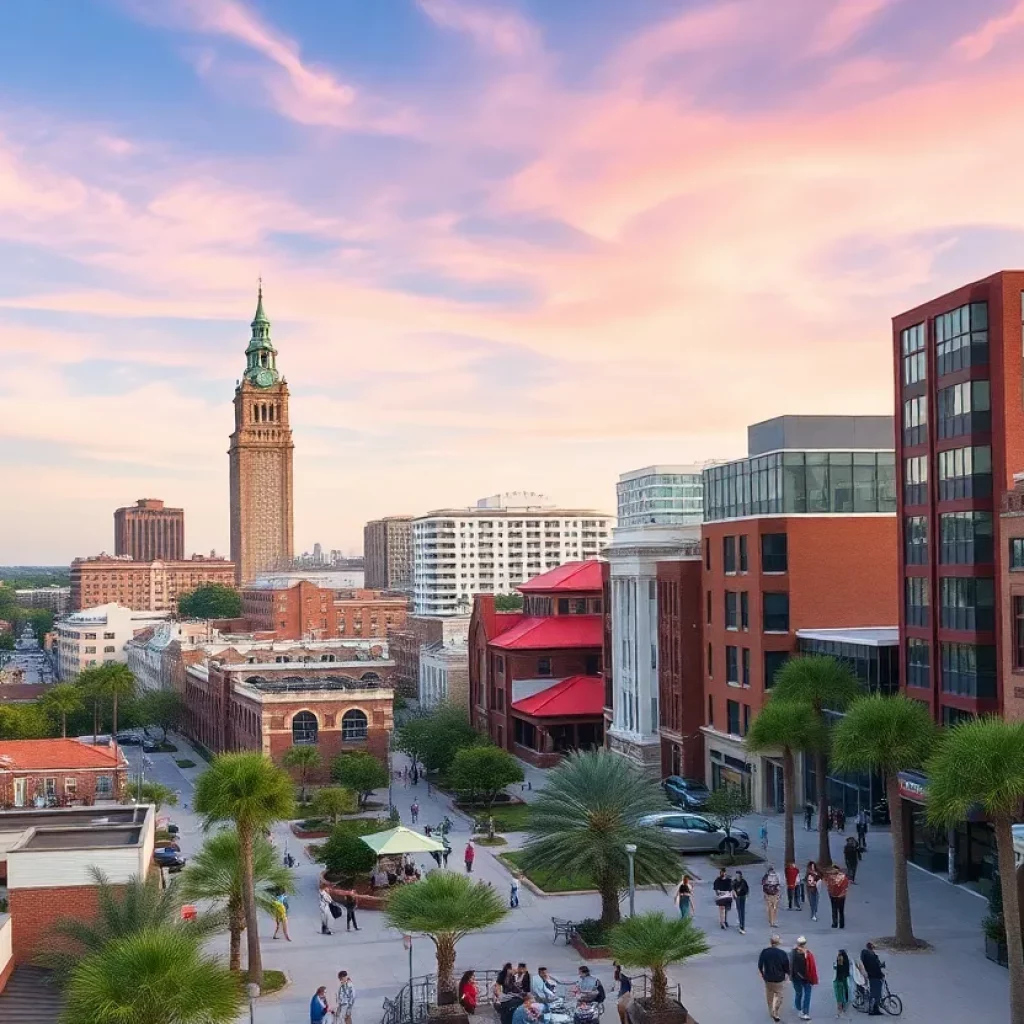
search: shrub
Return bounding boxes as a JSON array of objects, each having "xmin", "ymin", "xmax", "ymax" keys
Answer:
[
  {"xmin": 319, "ymin": 827, "xmax": 378, "ymax": 881},
  {"xmin": 175, "ymin": 759, "xmax": 197, "ymax": 769}
]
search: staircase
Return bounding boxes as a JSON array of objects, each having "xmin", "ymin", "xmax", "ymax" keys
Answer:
[{"xmin": 0, "ymin": 966, "xmax": 62, "ymax": 1023}]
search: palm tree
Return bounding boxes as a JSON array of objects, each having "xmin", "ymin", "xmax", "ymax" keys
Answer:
[
  {"xmin": 313, "ymin": 785, "xmax": 357, "ymax": 825},
  {"xmin": 193, "ymin": 752, "xmax": 294, "ymax": 987},
  {"xmin": 771, "ymin": 655, "xmax": 861, "ymax": 866},
  {"xmin": 282, "ymin": 744, "xmax": 323, "ymax": 805},
  {"xmin": 60, "ymin": 927, "xmax": 242, "ymax": 1024},
  {"xmin": 927, "ymin": 718, "xmax": 1024, "ymax": 1022},
  {"xmin": 76, "ymin": 667, "xmax": 106, "ymax": 742},
  {"xmin": 98, "ymin": 663, "xmax": 136, "ymax": 745},
  {"xmin": 42, "ymin": 682, "xmax": 84, "ymax": 738},
  {"xmin": 178, "ymin": 830, "xmax": 294, "ymax": 971},
  {"xmin": 831, "ymin": 694, "xmax": 935, "ymax": 948},
  {"xmin": 607, "ymin": 912, "xmax": 710, "ymax": 1011},
  {"xmin": 521, "ymin": 749, "xmax": 678, "ymax": 928},
  {"xmin": 385, "ymin": 870, "xmax": 507, "ymax": 1000},
  {"xmin": 128, "ymin": 780, "xmax": 178, "ymax": 811},
  {"xmin": 745, "ymin": 697, "xmax": 818, "ymax": 866},
  {"xmin": 37, "ymin": 868, "xmax": 222, "ymax": 984}
]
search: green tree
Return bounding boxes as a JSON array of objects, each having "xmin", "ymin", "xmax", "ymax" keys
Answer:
[
  {"xmin": 393, "ymin": 714, "xmax": 431, "ymax": 771},
  {"xmin": 702, "ymin": 785, "xmax": 752, "ymax": 863},
  {"xmin": 0, "ymin": 702, "xmax": 53, "ymax": 739},
  {"xmin": 831, "ymin": 694, "xmax": 936, "ymax": 948},
  {"xmin": 178, "ymin": 831, "xmax": 294, "ymax": 972},
  {"xmin": 128, "ymin": 780, "xmax": 179, "ymax": 811},
  {"xmin": 0, "ymin": 631, "xmax": 14, "ymax": 651},
  {"xmin": 419, "ymin": 703, "xmax": 480, "ymax": 773},
  {"xmin": 771, "ymin": 655, "xmax": 861, "ymax": 866},
  {"xmin": 42, "ymin": 682, "xmax": 85, "ymax": 738},
  {"xmin": 60, "ymin": 928, "xmax": 242, "ymax": 1024},
  {"xmin": 493, "ymin": 594, "xmax": 524, "ymax": 612},
  {"xmin": 10, "ymin": 607, "xmax": 55, "ymax": 640},
  {"xmin": 746, "ymin": 697, "xmax": 818, "ymax": 866},
  {"xmin": 385, "ymin": 871, "xmax": 508, "ymax": 1001},
  {"xmin": 193, "ymin": 752, "xmax": 294, "ymax": 987},
  {"xmin": 331, "ymin": 751, "xmax": 389, "ymax": 807},
  {"xmin": 607, "ymin": 912, "xmax": 710, "ymax": 1011},
  {"xmin": 522, "ymin": 750, "xmax": 678, "ymax": 927},
  {"xmin": 98, "ymin": 663, "xmax": 136, "ymax": 744},
  {"xmin": 282, "ymin": 744, "xmax": 323, "ymax": 804},
  {"xmin": 319, "ymin": 827, "xmax": 378, "ymax": 882},
  {"xmin": 927, "ymin": 718, "xmax": 1024, "ymax": 1021},
  {"xmin": 138, "ymin": 689, "xmax": 185, "ymax": 742},
  {"xmin": 449, "ymin": 745, "xmax": 523, "ymax": 806},
  {"xmin": 313, "ymin": 786, "xmax": 357, "ymax": 825},
  {"xmin": 178, "ymin": 584, "xmax": 242, "ymax": 620}
]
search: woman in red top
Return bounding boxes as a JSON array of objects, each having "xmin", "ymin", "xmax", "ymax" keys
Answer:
[
  {"xmin": 459, "ymin": 971, "xmax": 479, "ymax": 1015},
  {"xmin": 785, "ymin": 861, "xmax": 800, "ymax": 911}
]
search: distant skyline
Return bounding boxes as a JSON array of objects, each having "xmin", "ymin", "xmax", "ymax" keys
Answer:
[{"xmin": 3, "ymin": 0, "xmax": 1023, "ymax": 561}]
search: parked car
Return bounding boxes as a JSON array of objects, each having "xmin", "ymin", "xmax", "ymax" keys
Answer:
[
  {"xmin": 661, "ymin": 776, "xmax": 711, "ymax": 809},
  {"xmin": 116, "ymin": 731, "xmax": 142, "ymax": 745},
  {"xmin": 153, "ymin": 848, "xmax": 185, "ymax": 872},
  {"xmin": 142, "ymin": 738, "xmax": 160, "ymax": 752},
  {"xmin": 639, "ymin": 811, "xmax": 750, "ymax": 854}
]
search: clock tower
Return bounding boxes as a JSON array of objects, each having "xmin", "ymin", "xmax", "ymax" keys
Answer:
[{"xmin": 229, "ymin": 284, "xmax": 294, "ymax": 585}]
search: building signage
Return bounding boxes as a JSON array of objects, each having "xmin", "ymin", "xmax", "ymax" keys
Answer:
[{"xmin": 897, "ymin": 770, "xmax": 927, "ymax": 804}]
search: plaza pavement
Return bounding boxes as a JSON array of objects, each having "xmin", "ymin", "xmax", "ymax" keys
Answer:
[{"xmin": 135, "ymin": 740, "xmax": 1007, "ymax": 1024}]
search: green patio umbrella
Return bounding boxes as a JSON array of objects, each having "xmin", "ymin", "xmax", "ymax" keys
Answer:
[{"xmin": 361, "ymin": 825, "xmax": 446, "ymax": 856}]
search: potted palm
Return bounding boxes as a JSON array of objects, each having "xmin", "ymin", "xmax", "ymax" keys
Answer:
[{"xmin": 608, "ymin": 912, "xmax": 709, "ymax": 1024}]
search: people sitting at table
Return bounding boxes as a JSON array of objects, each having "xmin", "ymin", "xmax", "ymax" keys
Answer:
[
  {"xmin": 511, "ymin": 964, "xmax": 531, "ymax": 995},
  {"xmin": 370, "ymin": 868, "xmax": 389, "ymax": 890},
  {"xmin": 531, "ymin": 967, "xmax": 561, "ymax": 1007},
  {"xmin": 574, "ymin": 966, "xmax": 604, "ymax": 1003},
  {"xmin": 494, "ymin": 963, "xmax": 514, "ymax": 1002},
  {"xmin": 512, "ymin": 993, "xmax": 541, "ymax": 1024}
]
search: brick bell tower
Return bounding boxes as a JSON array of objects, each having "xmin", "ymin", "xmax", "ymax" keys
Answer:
[{"xmin": 229, "ymin": 283, "xmax": 295, "ymax": 585}]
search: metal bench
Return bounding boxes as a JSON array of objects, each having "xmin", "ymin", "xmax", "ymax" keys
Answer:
[{"xmin": 551, "ymin": 917, "xmax": 576, "ymax": 945}]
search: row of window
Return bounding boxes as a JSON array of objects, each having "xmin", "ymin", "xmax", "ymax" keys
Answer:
[
  {"xmin": 905, "ymin": 511, "xmax": 995, "ymax": 566},
  {"xmin": 706, "ymin": 533, "xmax": 788, "ymax": 574},
  {"xmin": 903, "ymin": 444, "xmax": 993, "ymax": 505},
  {"xmin": 292, "ymin": 709, "xmax": 368, "ymax": 744},
  {"xmin": 901, "ymin": 302, "xmax": 989, "ymax": 385},
  {"xmin": 903, "ymin": 575, "xmax": 996, "ymax": 631},
  {"xmin": 904, "ymin": 638, "xmax": 996, "ymax": 698},
  {"xmin": 902, "ymin": 380, "xmax": 992, "ymax": 446},
  {"xmin": 706, "ymin": 650, "xmax": 791, "ymax": 693}
]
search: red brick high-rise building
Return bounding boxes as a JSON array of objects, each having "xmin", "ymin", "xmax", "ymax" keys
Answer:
[{"xmin": 114, "ymin": 499, "xmax": 184, "ymax": 562}]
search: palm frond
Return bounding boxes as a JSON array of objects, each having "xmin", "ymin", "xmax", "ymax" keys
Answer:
[
  {"xmin": 385, "ymin": 871, "xmax": 508, "ymax": 941},
  {"xmin": 771, "ymin": 655, "xmax": 862, "ymax": 714},
  {"xmin": 745, "ymin": 698, "xmax": 818, "ymax": 754},
  {"xmin": 831, "ymin": 694, "xmax": 935, "ymax": 775},
  {"xmin": 608, "ymin": 912, "xmax": 710, "ymax": 972},
  {"xmin": 193, "ymin": 752, "xmax": 295, "ymax": 831}
]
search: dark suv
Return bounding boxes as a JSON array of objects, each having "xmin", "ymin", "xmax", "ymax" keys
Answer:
[{"xmin": 662, "ymin": 776, "xmax": 710, "ymax": 809}]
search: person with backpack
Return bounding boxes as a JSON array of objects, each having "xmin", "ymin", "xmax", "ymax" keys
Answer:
[
  {"xmin": 790, "ymin": 937, "xmax": 818, "ymax": 1021},
  {"xmin": 318, "ymin": 888, "xmax": 334, "ymax": 936},
  {"xmin": 761, "ymin": 865, "xmax": 781, "ymax": 929}
]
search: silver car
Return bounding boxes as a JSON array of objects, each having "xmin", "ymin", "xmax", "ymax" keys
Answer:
[{"xmin": 639, "ymin": 812, "xmax": 750, "ymax": 854}]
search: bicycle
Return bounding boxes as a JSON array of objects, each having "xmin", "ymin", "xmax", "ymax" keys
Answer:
[{"xmin": 853, "ymin": 977, "xmax": 902, "ymax": 1016}]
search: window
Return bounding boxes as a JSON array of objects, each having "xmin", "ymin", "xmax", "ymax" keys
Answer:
[
  {"xmin": 940, "ymin": 576, "xmax": 995, "ymax": 631},
  {"xmin": 905, "ymin": 576, "xmax": 929, "ymax": 627},
  {"xmin": 96, "ymin": 775, "xmax": 113, "ymax": 797},
  {"xmin": 585, "ymin": 654, "xmax": 599, "ymax": 675},
  {"xmin": 103, "ymin": 632, "xmax": 115, "ymax": 640},
  {"xmin": 292, "ymin": 710, "xmax": 319, "ymax": 745},
  {"xmin": 538, "ymin": 657, "xmax": 552, "ymax": 676},
  {"xmin": 740, "ymin": 592, "xmax": 749, "ymax": 630},
  {"xmin": 936, "ymin": 302, "xmax": 988, "ymax": 376},
  {"xmin": 341, "ymin": 709, "xmax": 369, "ymax": 741},
  {"xmin": 84, "ymin": 646, "xmax": 96, "ymax": 654},
  {"xmin": 940, "ymin": 642, "xmax": 996, "ymax": 698},
  {"xmin": 941, "ymin": 512, "xmax": 994, "ymax": 565},
  {"xmin": 764, "ymin": 651, "xmax": 788, "ymax": 690},
  {"xmin": 558, "ymin": 598, "xmax": 569, "ymax": 614},
  {"xmin": 904, "ymin": 517, "xmax": 928, "ymax": 565},
  {"xmin": 742, "ymin": 648, "xmax": 751, "ymax": 687},
  {"xmin": 707, "ymin": 694, "xmax": 714, "ymax": 727},
  {"xmin": 937, "ymin": 445, "xmax": 992, "ymax": 500},
  {"xmin": 1012, "ymin": 538, "xmax": 1024, "ymax": 570},
  {"xmin": 761, "ymin": 533, "xmax": 788, "ymax": 573},
  {"xmin": 906, "ymin": 639, "xmax": 930, "ymax": 688},
  {"xmin": 707, "ymin": 643, "xmax": 713, "ymax": 678},
  {"xmin": 724, "ymin": 536, "xmax": 737, "ymax": 574},
  {"xmin": 739, "ymin": 536, "xmax": 749, "ymax": 572},
  {"xmin": 901, "ymin": 322, "xmax": 925, "ymax": 385},
  {"xmin": 65, "ymin": 777, "xmax": 77, "ymax": 795},
  {"xmin": 44, "ymin": 777, "xmax": 56, "ymax": 797},
  {"xmin": 937, "ymin": 380, "xmax": 991, "ymax": 439},
  {"xmin": 743, "ymin": 703, "xmax": 751, "ymax": 735},
  {"xmin": 904, "ymin": 455, "xmax": 928, "ymax": 506},
  {"xmin": 103, "ymin": 646, "xmax": 116, "ymax": 653},
  {"xmin": 763, "ymin": 593, "xmax": 789, "ymax": 632},
  {"xmin": 726, "ymin": 645, "xmax": 739, "ymax": 684},
  {"xmin": 727, "ymin": 700, "xmax": 741, "ymax": 736},
  {"xmin": 725, "ymin": 592, "xmax": 738, "ymax": 629},
  {"xmin": 941, "ymin": 705, "xmax": 977, "ymax": 727},
  {"xmin": 706, "ymin": 591, "xmax": 712, "ymax": 625},
  {"xmin": 495, "ymin": 655, "xmax": 505, "ymax": 672},
  {"xmin": 903, "ymin": 395, "xmax": 927, "ymax": 447},
  {"xmin": 704, "ymin": 538, "xmax": 711, "ymax": 570},
  {"xmin": 1014, "ymin": 597, "xmax": 1024, "ymax": 670}
]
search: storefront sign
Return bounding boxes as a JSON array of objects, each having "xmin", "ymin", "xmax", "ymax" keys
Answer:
[{"xmin": 897, "ymin": 770, "xmax": 927, "ymax": 803}]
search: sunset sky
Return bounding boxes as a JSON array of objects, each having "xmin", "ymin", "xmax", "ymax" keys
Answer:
[{"xmin": 4, "ymin": 0, "xmax": 1024, "ymax": 563}]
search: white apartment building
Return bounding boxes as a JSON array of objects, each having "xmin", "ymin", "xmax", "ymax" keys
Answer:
[
  {"xmin": 616, "ymin": 465, "xmax": 704, "ymax": 528},
  {"xmin": 54, "ymin": 604, "xmax": 170, "ymax": 680},
  {"xmin": 418, "ymin": 639, "xmax": 470, "ymax": 710},
  {"xmin": 412, "ymin": 494, "xmax": 613, "ymax": 616}
]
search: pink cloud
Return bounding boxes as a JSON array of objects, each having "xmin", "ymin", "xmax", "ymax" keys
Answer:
[
  {"xmin": 956, "ymin": 0, "xmax": 1024, "ymax": 59},
  {"xmin": 416, "ymin": 0, "xmax": 542, "ymax": 59},
  {"xmin": 805, "ymin": 0, "xmax": 899, "ymax": 56}
]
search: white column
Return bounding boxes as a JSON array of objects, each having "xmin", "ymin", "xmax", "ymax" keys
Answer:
[{"xmin": 636, "ymin": 575, "xmax": 654, "ymax": 737}]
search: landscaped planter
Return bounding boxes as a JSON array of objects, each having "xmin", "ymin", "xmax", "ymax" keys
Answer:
[
  {"xmin": 627, "ymin": 997, "xmax": 690, "ymax": 1024},
  {"xmin": 319, "ymin": 873, "xmax": 388, "ymax": 910},
  {"xmin": 985, "ymin": 935, "xmax": 1009, "ymax": 967},
  {"xmin": 291, "ymin": 823, "xmax": 331, "ymax": 839},
  {"xmin": 570, "ymin": 933, "xmax": 610, "ymax": 960}
]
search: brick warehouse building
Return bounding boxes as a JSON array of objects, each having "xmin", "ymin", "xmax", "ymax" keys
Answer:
[
  {"xmin": 470, "ymin": 561, "xmax": 604, "ymax": 766},
  {"xmin": 1000, "ymin": 474, "xmax": 1024, "ymax": 720},
  {"xmin": 700, "ymin": 415, "xmax": 898, "ymax": 812}
]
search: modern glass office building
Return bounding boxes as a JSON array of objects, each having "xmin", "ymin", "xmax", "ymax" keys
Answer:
[{"xmin": 617, "ymin": 465, "xmax": 704, "ymax": 527}]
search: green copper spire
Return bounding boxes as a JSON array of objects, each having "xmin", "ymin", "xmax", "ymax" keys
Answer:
[{"xmin": 243, "ymin": 280, "xmax": 280, "ymax": 388}]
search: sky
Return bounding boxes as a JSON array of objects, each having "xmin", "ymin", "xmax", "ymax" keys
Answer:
[{"xmin": 4, "ymin": 0, "xmax": 1024, "ymax": 563}]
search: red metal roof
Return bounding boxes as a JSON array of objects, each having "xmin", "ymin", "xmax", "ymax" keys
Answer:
[
  {"xmin": 517, "ymin": 561, "xmax": 603, "ymax": 594},
  {"xmin": 511, "ymin": 675, "xmax": 604, "ymax": 718},
  {"xmin": 489, "ymin": 615, "xmax": 602, "ymax": 650},
  {"xmin": 0, "ymin": 738, "xmax": 123, "ymax": 771}
]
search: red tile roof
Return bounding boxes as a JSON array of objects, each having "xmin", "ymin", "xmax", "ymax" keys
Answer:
[
  {"xmin": 0, "ymin": 738, "xmax": 123, "ymax": 770},
  {"xmin": 489, "ymin": 615, "xmax": 602, "ymax": 650},
  {"xmin": 0, "ymin": 684, "xmax": 54, "ymax": 704},
  {"xmin": 494, "ymin": 613, "xmax": 522, "ymax": 634},
  {"xmin": 511, "ymin": 675, "xmax": 604, "ymax": 718},
  {"xmin": 517, "ymin": 561, "xmax": 603, "ymax": 594}
]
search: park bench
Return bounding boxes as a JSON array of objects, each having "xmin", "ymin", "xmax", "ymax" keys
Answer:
[{"xmin": 551, "ymin": 917, "xmax": 576, "ymax": 945}]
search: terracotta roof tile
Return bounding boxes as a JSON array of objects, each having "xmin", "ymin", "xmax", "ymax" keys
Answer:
[{"xmin": 0, "ymin": 738, "xmax": 123, "ymax": 770}]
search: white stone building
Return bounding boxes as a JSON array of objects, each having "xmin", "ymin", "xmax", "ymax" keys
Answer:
[
  {"xmin": 54, "ymin": 604, "xmax": 170, "ymax": 680},
  {"xmin": 418, "ymin": 639, "xmax": 469, "ymax": 710}
]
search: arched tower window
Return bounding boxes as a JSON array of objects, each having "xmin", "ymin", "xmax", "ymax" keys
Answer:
[
  {"xmin": 341, "ymin": 709, "xmax": 368, "ymax": 741},
  {"xmin": 292, "ymin": 710, "xmax": 318, "ymax": 745}
]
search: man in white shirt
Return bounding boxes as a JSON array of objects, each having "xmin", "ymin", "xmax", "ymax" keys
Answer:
[{"xmin": 531, "ymin": 967, "xmax": 561, "ymax": 1007}]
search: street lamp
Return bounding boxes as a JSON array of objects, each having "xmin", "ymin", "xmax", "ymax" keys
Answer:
[
  {"xmin": 625, "ymin": 843, "xmax": 637, "ymax": 918},
  {"xmin": 246, "ymin": 982, "xmax": 260, "ymax": 1024}
]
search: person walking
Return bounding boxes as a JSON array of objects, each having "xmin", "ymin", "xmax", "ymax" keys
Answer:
[
  {"xmin": 733, "ymin": 870, "xmax": 750, "ymax": 934},
  {"xmin": 836, "ymin": 807, "xmax": 846, "ymax": 832},
  {"xmin": 336, "ymin": 970, "xmax": 356, "ymax": 1024},
  {"xmin": 318, "ymin": 888, "xmax": 334, "ymax": 936},
  {"xmin": 761, "ymin": 865, "xmax": 782, "ymax": 929},
  {"xmin": 510, "ymin": 879, "xmax": 520, "ymax": 909},
  {"xmin": 442, "ymin": 841, "xmax": 451, "ymax": 868},
  {"xmin": 464, "ymin": 841, "xmax": 475, "ymax": 873},
  {"xmin": 860, "ymin": 943, "xmax": 885, "ymax": 1016},
  {"xmin": 674, "ymin": 875, "xmax": 695, "ymax": 919},
  {"xmin": 805, "ymin": 861, "xmax": 821, "ymax": 922},
  {"xmin": 790, "ymin": 937, "xmax": 817, "ymax": 1021},
  {"xmin": 804, "ymin": 801, "xmax": 814, "ymax": 831},
  {"xmin": 833, "ymin": 949, "xmax": 852, "ymax": 1018},
  {"xmin": 613, "ymin": 963, "xmax": 632, "ymax": 1024},
  {"xmin": 713, "ymin": 867, "xmax": 734, "ymax": 929},
  {"xmin": 343, "ymin": 892, "xmax": 359, "ymax": 932},
  {"xmin": 411, "ymin": 800, "xmax": 420, "ymax": 824},
  {"xmin": 310, "ymin": 986, "xmax": 331, "ymax": 1024},
  {"xmin": 785, "ymin": 861, "xmax": 800, "ymax": 911},
  {"xmin": 826, "ymin": 865, "xmax": 849, "ymax": 929},
  {"xmin": 271, "ymin": 893, "xmax": 292, "ymax": 941},
  {"xmin": 758, "ymin": 935, "xmax": 790, "ymax": 1023},
  {"xmin": 855, "ymin": 808, "xmax": 868, "ymax": 851},
  {"xmin": 843, "ymin": 836, "xmax": 861, "ymax": 883}
]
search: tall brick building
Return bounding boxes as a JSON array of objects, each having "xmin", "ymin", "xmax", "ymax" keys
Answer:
[
  {"xmin": 70, "ymin": 554, "xmax": 236, "ymax": 612},
  {"xmin": 229, "ymin": 285, "xmax": 294, "ymax": 585},
  {"xmin": 114, "ymin": 499, "xmax": 184, "ymax": 562}
]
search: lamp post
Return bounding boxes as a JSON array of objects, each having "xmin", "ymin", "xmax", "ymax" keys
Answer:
[
  {"xmin": 625, "ymin": 843, "xmax": 637, "ymax": 918},
  {"xmin": 246, "ymin": 982, "xmax": 260, "ymax": 1024}
]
